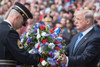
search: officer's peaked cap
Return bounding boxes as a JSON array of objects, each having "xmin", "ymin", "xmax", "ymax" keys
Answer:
[{"xmin": 12, "ymin": 2, "xmax": 33, "ymax": 26}]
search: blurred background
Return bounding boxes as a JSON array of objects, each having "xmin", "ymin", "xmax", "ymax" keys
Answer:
[{"xmin": 0, "ymin": 0, "xmax": 100, "ymax": 66}]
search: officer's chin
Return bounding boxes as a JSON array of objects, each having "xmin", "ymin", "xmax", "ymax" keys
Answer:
[{"xmin": 16, "ymin": 26, "xmax": 22, "ymax": 30}]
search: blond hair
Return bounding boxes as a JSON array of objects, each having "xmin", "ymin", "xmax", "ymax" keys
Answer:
[
  {"xmin": 7, "ymin": 9, "xmax": 22, "ymax": 19},
  {"xmin": 74, "ymin": 9, "xmax": 94, "ymax": 24}
]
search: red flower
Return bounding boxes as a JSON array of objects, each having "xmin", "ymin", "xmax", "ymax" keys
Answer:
[
  {"xmin": 57, "ymin": 60, "xmax": 60, "ymax": 64},
  {"xmin": 50, "ymin": 30, "xmax": 54, "ymax": 34},
  {"xmin": 40, "ymin": 26, "xmax": 45, "ymax": 30},
  {"xmin": 55, "ymin": 59, "xmax": 60, "ymax": 64},
  {"xmin": 60, "ymin": 42, "xmax": 63, "ymax": 45},
  {"xmin": 53, "ymin": 27, "xmax": 57, "ymax": 31},
  {"xmin": 27, "ymin": 42, "xmax": 29, "ymax": 45},
  {"xmin": 37, "ymin": 44, "xmax": 40, "ymax": 49},
  {"xmin": 49, "ymin": 53, "xmax": 53, "ymax": 56},
  {"xmin": 43, "ymin": 53, "xmax": 47, "ymax": 56},
  {"xmin": 54, "ymin": 41, "xmax": 62, "ymax": 45},
  {"xmin": 50, "ymin": 54, "xmax": 52, "ymax": 56},
  {"xmin": 55, "ymin": 47, "xmax": 60, "ymax": 50},
  {"xmin": 54, "ymin": 41, "xmax": 59, "ymax": 44},
  {"xmin": 51, "ymin": 66, "xmax": 56, "ymax": 67},
  {"xmin": 42, "ymin": 39, "xmax": 47, "ymax": 44},
  {"xmin": 59, "ymin": 35, "xmax": 62, "ymax": 37},
  {"xmin": 40, "ymin": 58, "xmax": 45, "ymax": 63}
]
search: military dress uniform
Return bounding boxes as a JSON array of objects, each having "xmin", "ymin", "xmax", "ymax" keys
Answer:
[{"xmin": 0, "ymin": 2, "xmax": 40, "ymax": 67}]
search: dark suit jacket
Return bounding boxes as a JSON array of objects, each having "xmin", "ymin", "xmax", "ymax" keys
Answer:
[
  {"xmin": 0, "ymin": 21, "xmax": 40, "ymax": 67},
  {"xmin": 66, "ymin": 27, "xmax": 100, "ymax": 67}
]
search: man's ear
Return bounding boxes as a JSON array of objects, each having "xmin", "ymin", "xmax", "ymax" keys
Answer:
[
  {"xmin": 87, "ymin": 19, "xmax": 90, "ymax": 24},
  {"xmin": 14, "ymin": 14, "xmax": 20, "ymax": 20}
]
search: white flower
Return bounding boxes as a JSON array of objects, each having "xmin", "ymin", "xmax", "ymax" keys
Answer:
[
  {"xmin": 41, "ymin": 32, "xmax": 46, "ymax": 36},
  {"xmin": 54, "ymin": 51, "xmax": 60, "ymax": 56},
  {"xmin": 54, "ymin": 51, "xmax": 60, "ymax": 59},
  {"xmin": 28, "ymin": 48, "xmax": 35, "ymax": 54},
  {"xmin": 39, "ymin": 47, "xmax": 43, "ymax": 53},
  {"xmin": 36, "ymin": 29, "xmax": 41, "ymax": 40},
  {"xmin": 57, "ymin": 37, "xmax": 62, "ymax": 40},
  {"xmin": 35, "ymin": 43, "xmax": 40, "ymax": 48},
  {"xmin": 48, "ymin": 43, "xmax": 55, "ymax": 49},
  {"xmin": 26, "ymin": 32, "xmax": 29, "ymax": 37},
  {"xmin": 41, "ymin": 60, "xmax": 47, "ymax": 66},
  {"xmin": 21, "ymin": 38, "xmax": 24, "ymax": 43},
  {"xmin": 37, "ymin": 34, "xmax": 41, "ymax": 40}
]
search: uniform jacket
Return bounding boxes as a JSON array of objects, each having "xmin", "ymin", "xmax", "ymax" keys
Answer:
[
  {"xmin": 0, "ymin": 21, "xmax": 40, "ymax": 67},
  {"xmin": 66, "ymin": 28, "xmax": 100, "ymax": 67}
]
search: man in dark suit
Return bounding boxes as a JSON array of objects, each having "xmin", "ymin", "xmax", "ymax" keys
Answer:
[
  {"xmin": 0, "ymin": 2, "xmax": 40, "ymax": 67},
  {"xmin": 62, "ymin": 9, "xmax": 100, "ymax": 67}
]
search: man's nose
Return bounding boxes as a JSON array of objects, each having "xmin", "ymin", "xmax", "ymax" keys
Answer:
[{"xmin": 74, "ymin": 20, "xmax": 78, "ymax": 24}]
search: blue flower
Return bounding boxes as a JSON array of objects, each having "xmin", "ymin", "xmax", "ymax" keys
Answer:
[
  {"xmin": 20, "ymin": 32, "xmax": 26, "ymax": 39},
  {"xmin": 34, "ymin": 25, "xmax": 38, "ymax": 31},
  {"xmin": 45, "ymin": 42, "xmax": 49, "ymax": 45},
  {"xmin": 49, "ymin": 33, "xmax": 56, "ymax": 39},
  {"xmin": 27, "ymin": 36, "xmax": 33, "ymax": 45},
  {"xmin": 45, "ymin": 34, "xmax": 50, "ymax": 37},
  {"xmin": 48, "ymin": 51, "xmax": 54, "ymax": 56},
  {"xmin": 47, "ymin": 57, "xmax": 56, "ymax": 65},
  {"xmin": 37, "ymin": 23, "xmax": 41, "ymax": 27},
  {"xmin": 40, "ymin": 43, "xmax": 44, "ymax": 47}
]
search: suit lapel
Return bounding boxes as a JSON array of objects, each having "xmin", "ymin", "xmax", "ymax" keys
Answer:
[
  {"xmin": 70, "ymin": 33, "xmax": 80, "ymax": 55},
  {"xmin": 73, "ymin": 28, "xmax": 94, "ymax": 55}
]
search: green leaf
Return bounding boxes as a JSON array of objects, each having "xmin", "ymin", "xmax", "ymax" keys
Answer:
[
  {"xmin": 23, "ymin": 37, "xmax": 27, "ymax": 44},
  {"xmin": 46, "ymin": 26, "xmax": 49, "ymax": 31},
  {"xmin": 52, "ymin": 38, "xmax": 56, "ymax": 42},
  {"xmin": 40, "ymin": 36, "xmax": 45, "ymax": 42}
]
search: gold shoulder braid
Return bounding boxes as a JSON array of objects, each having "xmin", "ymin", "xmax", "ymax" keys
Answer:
[
  {"xmin": 8, "ymin": 25, "xmax": 15, "ymax": 30},
  {"xmin": 8, "ymin": 25, "xmax": 13, "ymax": 29},
  {"xmin": 17, "ymin": 39, "xmax": 23, "ymax": 49}
]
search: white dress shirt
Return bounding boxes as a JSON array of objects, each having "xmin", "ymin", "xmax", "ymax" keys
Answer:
[{"xmin": 4, "ymin": 20, "xmax": 13, "ymax": 27}]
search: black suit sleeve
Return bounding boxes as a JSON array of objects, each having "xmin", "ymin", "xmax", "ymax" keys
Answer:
[
  {"xmin": 6, "ymin": 30, "xmax": 40, "ymax": 65},
  {"xmin": 68, "ymin": 38, "xmax": 100, "ymax": 66}
]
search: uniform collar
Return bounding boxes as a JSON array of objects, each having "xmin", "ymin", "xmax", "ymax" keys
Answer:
[{"xmin": 4, "ymin": 20, "xmax": 13, "ymax": 27}]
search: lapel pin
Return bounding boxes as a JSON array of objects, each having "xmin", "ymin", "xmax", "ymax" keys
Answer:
[{"xmin": 85, "ymin": 37, "xmax": 87, "ymax": 39}]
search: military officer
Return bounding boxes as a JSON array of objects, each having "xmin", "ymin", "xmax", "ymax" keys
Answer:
[{"xmin": 0, "ymin": 2, "xmax": 40, "ymax": 67}]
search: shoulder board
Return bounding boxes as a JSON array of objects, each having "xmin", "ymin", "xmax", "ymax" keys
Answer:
[{"xmin": 8, "ymin": 25, "xmax": 15, "ymax": 30}]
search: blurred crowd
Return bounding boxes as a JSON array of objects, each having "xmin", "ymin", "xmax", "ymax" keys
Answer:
[
  {"xmin": 0, "ymin": 0, "xmax": 100, "ymax": 48},
  {"xmin": 0, "ymin": 0, "xmax": 100, "ymax": 66}
]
